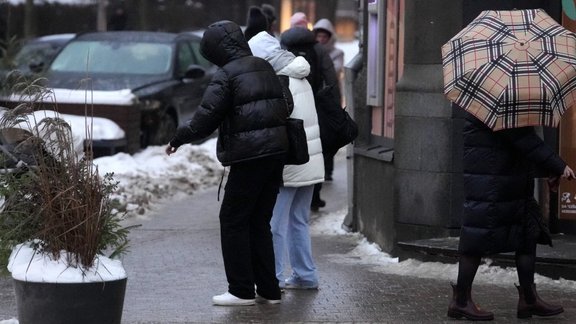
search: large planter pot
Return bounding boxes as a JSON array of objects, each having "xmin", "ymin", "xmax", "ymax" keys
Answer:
[{"xmin": 13, "ymin": 278, "xmax": 127, "ymax": 324}]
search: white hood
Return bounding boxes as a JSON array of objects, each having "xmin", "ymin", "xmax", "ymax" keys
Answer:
[{"xmin": 248, "ymin": 31, "xmax": 295, "ymax": 73}]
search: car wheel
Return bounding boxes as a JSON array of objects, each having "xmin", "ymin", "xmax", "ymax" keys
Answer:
[{"xmin": 150, "ymin": 114, "xmax": 177, "ymax": 146}]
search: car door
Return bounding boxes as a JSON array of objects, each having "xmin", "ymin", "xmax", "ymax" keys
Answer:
[{"xmin": 171, "ymin": 38, "xmax": 213, "ymax": 126}]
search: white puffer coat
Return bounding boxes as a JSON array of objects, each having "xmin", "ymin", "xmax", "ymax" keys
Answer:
[
  {"xmin": 279, "ymin": 57, "xmax": 325, "ymax": 187},
  {"xmin": 248, "ymin": 31, "xmax": 324, "ymax": 187}
]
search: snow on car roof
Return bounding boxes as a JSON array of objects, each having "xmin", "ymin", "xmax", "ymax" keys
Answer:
[
  {"xmin": 33, "ymin": 33, "xmax": 76, "ymax": 43},
  {"xmin": 4, "ymin": 88, "xmax": 137, "ymax": 106}
]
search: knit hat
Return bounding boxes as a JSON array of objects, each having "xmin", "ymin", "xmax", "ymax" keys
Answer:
[
  {"xmin": 261, "ymin": 4, "xmax": 276, "ymax": 25},
  {"xmin": 244, "ymin": 6, "xmax": 269, "ymax": 41},
  {"xmin": 290, "ymin": 12, "xmax": 309, "ymax": 28}
]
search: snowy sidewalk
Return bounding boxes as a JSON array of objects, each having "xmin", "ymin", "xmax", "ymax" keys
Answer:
[
  {"xmin": 118, "ymin": 152, "xmax": 576, "ymax": 323},
  {"xmin": 0, "ymin": 151, "xmax": 575, "ymax": 323}
]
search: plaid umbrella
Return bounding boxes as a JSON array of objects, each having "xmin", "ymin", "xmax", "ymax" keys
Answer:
[{"xmin": 442, "ymin": 9, "xmax": 576, "ymax": 130}]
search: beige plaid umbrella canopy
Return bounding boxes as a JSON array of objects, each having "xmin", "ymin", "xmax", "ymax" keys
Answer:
[{"xmin": 442, "ymin": 9, "xmax": 576, "ymax": 130}]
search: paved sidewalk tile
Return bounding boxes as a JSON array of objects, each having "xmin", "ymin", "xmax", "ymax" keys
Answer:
[{"xmin": 0, "ymin": 153, "xmax": 574, "ymax": 323}]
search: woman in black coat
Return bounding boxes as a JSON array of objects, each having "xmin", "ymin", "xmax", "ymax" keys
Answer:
[
  {"xmin": 166, "ymin": 20, "xmax": 290, "ymax": 306},
  {"xmin": 448, "ymin": 112, "xmax": 575, "ymax": 321}
]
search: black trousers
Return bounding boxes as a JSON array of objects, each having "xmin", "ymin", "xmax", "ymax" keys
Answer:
[{"xmin": 219, "ymin": 155, "xmax": 284, "ymax": 300}]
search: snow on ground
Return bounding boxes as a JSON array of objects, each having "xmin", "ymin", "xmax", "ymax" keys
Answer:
[
  {"xmin": 310, "ymin": 208, "xmax": 576, "ymax": 291},
  {"xmin": 90, "ymin": 138, "xmax": 576, "ymax": 291},
  {"xmin": 94, "ymin": 139, "xmax": 222, "ymax": 219}
]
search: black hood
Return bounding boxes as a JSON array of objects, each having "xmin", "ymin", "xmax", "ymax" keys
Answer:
[
  {"xmin": 200, "ymin": 20, "xmax": 252, "ymax": 67},
  {"xmin": 280, "ymin": 27, "xmax": 316, "ymax": 49}
]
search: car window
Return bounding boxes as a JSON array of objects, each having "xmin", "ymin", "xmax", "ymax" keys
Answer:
[
  {"xmin": 14, "ymin": 43, "xmax": 59, "ymax": 67},
  {"xmin": 50, "ymin": 41, "xmax": 173, "ymax": 75},
  {"xmin": 189, "ymin": 40, "xmax": 212, "ymax": 68},
  {"xmin": 176, "ymin": 42, "xmax": 195, "ymax": 77}
]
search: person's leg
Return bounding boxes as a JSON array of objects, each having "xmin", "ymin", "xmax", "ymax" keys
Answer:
[
  {"xmin": 447, "ymin": 253, "xmax": 493, "ymax": 320},
  {"xmin": 324, "ymin": 151, "xmax": 334, "ymax": 181},
  {"xmin": 270, "ymin": 187, "xmax": 297, "ymax": 284},
  {"xmin": 515, "ymin": 240, "xmax": 537, "ymax": 295},
  {"xmin": 456, "ymin": 254, "xmax": 481, "ymax": 292},
  {"xmin": 218, "ymin": 164, "xmax": 255, "ymax": 300},
  {"xmin": 250, "ymin": 156, "xmax": 284, "ymax": 301},
  {"xmin": 311, "ymin": 183, "xmax": 324, "ymax": 211},
  {"xmin": 286, "ymin": 185, "xmax": 318, "ymax": 288},
  {"xmin": 219, "ymin": 158, "xmax": 279, "ymax": 300},
  {"xmin": 515, "ymin": 239, "xmax": 563, "ymax": 318}
]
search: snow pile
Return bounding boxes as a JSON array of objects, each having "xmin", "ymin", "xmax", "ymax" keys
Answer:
[
  {"xmin": 8, "ymin": 243, "xmax": 126, "ymax": 283},
  {"xmin": 311, "ymin": 207, "xmax": 576, "ymax": 291},
  {"xmin": 94, "ymin": 139, "xmax": 222, "ymax": 218}
]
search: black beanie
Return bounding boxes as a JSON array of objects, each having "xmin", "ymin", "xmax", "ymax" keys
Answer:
[
  {"xmin": 261, "ymin": 4, "xmax": 276, "ymax": 24},
  {"xmin": 244, "ymin": 6, "xmax": 268, "ymax": 41}
]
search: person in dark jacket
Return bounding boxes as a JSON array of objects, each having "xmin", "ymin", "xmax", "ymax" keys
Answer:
[
  {"xmin": 281, "ymin": 13, "xmax": 341, "ymax": 211},
  {"xmin": 107, "ymin": 6, "xmax": 128, "ymax": 31},
  {"xmin": 447, "ymin": 111, "xmax": 575, "ymax": 321},
  {"xmin": 165, "ymin": 20, "xmax": 291, "ymax": 306}
]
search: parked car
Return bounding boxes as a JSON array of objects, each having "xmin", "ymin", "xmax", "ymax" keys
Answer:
[
  {"xmin": 0, "ymin": 33, "xmax": 75, "ymax": 91},
  {"xmin": 37, "ymin": 31, "xmax": 215, "ymax": 150}
]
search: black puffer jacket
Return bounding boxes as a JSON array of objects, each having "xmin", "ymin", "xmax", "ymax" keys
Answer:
[
  {"xmin": 169, "ymin": 20, "xmax": 289, "ymax": 166},
  {"xmin": 280, "ymin": 27, "xmax": 340, "ymax": 100},
  {"xmin": 460, "ymin": 112, "xmax": 566, "ymax": 255}
]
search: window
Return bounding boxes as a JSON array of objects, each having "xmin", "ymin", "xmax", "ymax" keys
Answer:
[
  {"xmin": 189, "ymin": 40, "xmax": 212, "ymax": 68},
  {"xmin": 177, "ymin": 42, "xmax": 195, "ymax": 76},
  {"xmin": 50, "ymin": 41, "xmax": 172, "ymax": 75}
]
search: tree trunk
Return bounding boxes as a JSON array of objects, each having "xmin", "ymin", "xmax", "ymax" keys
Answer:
[
  {"xmin": 139, "ymin": 0, "xmax": 150, "ymax": 30},
  {"xmin": 97, "ymin": 0, "xmax": 107, "ymax": 31},
  {"xmin": 24, "ymin": 0, "xmax": 35, "ymax": 38}
]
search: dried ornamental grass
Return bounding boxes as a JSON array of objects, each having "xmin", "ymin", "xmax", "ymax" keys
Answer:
[{"xmin": 0, "ymin": 80, "xmax": 130, "ymax": 271}]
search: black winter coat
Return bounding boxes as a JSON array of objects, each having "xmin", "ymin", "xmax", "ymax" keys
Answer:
[
  {"xmin": 460, "ymin": 112, "xmax": 566, "ymax": 255},
  {"xmin": 169, "ymin": 20, "xmax": 290, "ymax": 166}
]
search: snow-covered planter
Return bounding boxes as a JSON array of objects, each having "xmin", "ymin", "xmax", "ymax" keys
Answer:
[{"xmin": 0, "ymin": 84, "xmax": 132, "ymax": 324}]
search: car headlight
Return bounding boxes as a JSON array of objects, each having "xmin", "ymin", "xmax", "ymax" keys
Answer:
[{"xmin": 140, "ymin": 99, "xmax": 162, "ymax": 111}]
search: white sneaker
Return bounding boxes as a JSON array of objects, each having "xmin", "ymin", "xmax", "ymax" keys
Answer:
[
  {"xmin": 255, "ymin": 295, "xmax": 281, "ymax": 304},
  {"xmin": 212, "ymin": 292, "xmax": 255, "ymax": 306}
]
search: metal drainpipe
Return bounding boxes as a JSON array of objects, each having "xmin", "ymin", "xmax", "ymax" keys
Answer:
[{"xmin": 341, "ymin": 53, "xmax": 363, "ymax": 232}]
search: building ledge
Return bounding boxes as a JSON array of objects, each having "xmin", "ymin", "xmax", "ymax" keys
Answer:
[
  {"xmin": 398, "ymin": 234, "xmax": 576, "ymax": 280},
  {"xmin": 354, "ymin": 144, "xmax": 393, "ymax": 162}
]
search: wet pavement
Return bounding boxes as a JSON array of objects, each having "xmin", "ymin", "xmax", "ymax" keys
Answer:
[{"xmin": 0, "ymin": 152, "xmax": 575, "ymax": 323}]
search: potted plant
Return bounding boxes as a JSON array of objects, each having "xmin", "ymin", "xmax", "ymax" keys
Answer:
[{"xmin": 0, "ymin": 80, "xmax": 131, "ymax": 324}]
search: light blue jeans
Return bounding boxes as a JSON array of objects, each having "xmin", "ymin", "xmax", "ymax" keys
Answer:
[{"xmin": 271, "ymin": 185, "xmax": 318, "ymax": 284}]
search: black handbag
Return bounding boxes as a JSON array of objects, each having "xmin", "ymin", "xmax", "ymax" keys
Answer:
[
  {"xmin": 315, "ymin": 85, "xmax": 359, "ymax": 154},
  {"xmin": 285, "ymin": 118, "xmax": 309, "ymax": 165}
]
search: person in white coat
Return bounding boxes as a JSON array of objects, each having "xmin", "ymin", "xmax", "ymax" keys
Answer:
[{"xmin": 249, "ymin": 31, "xmax": 324, "ymax": 290}]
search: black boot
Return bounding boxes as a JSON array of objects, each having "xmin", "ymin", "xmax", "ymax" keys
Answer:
[
  {"xmin": 515, "ymin": 283, "xmax": 563, "ymax": 318},
  {"xmin": 447, "ymin": 283, "xmax": 494, "ymax": 321},
  {"xmin": 311, "ymin": 183, "xmax": 325, "ymax": 211}
]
